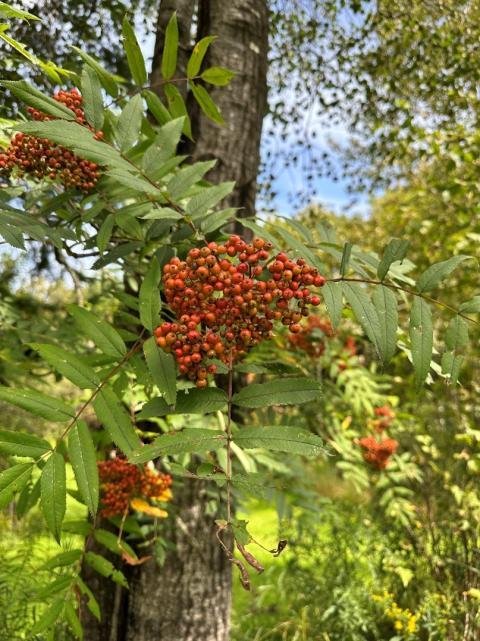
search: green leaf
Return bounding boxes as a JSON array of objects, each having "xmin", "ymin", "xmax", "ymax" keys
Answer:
[
  {"xmin": 0, "ymin": 206, "xmax": 57, "ymax": 244},
  {"xmin": 68, "ymin": 421, "xmax": 99, "ymax": 517},
  {"xmin": 30, "ymin": 343, "xmax": 99, "ymax": 389},
  {"xmin": 322, "ymin": 281, "xmax": 343, "ymax": 329},
  {"xmin": 81, "ymin": 66, "xmax": 104, "ymax": 131},
  {"xmin": 37, "ymin": 574, "xmax": 74, "ymax": 597},
  {"xmin": 16, "ymin": 477, "xmax": 40, "ymax": 517},
  {"xmin": 343, "ymin": 283, "xmax": 382, "ymax": 358},
  {"xmin": 62, "ymin": 520, "xmax": 93, "ymax": 536},
  {"xmin": 445, "ymin": 315, "xmax": 469, "ymax": 351},
  {"xmin": 0, "ymin": 222, "xmax": 25, "ymax": 249},
  {"xmin": 340, "ymin": 242, "xmax": 352, "ymax": 277},
  {"xmin": 31, "ymin": 598, "xmax": 64, "ymax": 635},
  {"xmin": 417, "ymin": 255, "xmax": 472, "ymax": 293},
  {"xmin": 187, "ymin": 36, "xmax": 217, "ymax": 78},
  {"xmin": 92, "ymin": 240, "xmax": 144, "ymax": 269},
  {"xmin": 186, "ymin": 181, "xmax": 235, "ymax": 218},
  {"xmin": 141, "ymin": 207, "xmax": 182, "ymax": 222},
  {"xmin": 0, "ymin": 463, "xmax": 33, "ymax": 508},
  {"xmin": 65, "ymin": 602, "xmax": 83, "ymax": 640},
  {"xmin": 372, "ymin": 285, "xmax": 398, "ymax": 363},
  {"xmin": 139, "ymin": 259, "xmax": 161, "ymax": 332},
  {"xmin": 0, "ymin": 30, "xmax": 39, "ymax": 66},
  {"xmin": 143, "ymin": 337, "xmax": 177, "ymax": 405},
  {"xmin": 71, "ymin": 46, "xmax": 118, "ymax": 97},
  {"xmin": 201, "ymin": 207, "xmax": 237, "ymax": 234},
  {"xmin": 231, "ymin": 519, "xmax": 250, "ymax": 545},
  {"xmin": 1, "ymin": 80, "xmax": 75, "ymax": 120},
  {"xmin": 105, "ymin": 169, "xmax": 159, "ymax": 194},
  {"xmin": 68, "ymin": 305, "xmax": 126, "ymax": 359},
  {"xmin": 173, "ymin": 387, "xmax": 228, "ymax": 414},
  {"xmin": 142, "ymin": 117, "xmax": 184, "ymax": 172},
  {"xmin": 441, "ymin": 351, "xmax": 464, "ymax": 386},
  {"xmin": 234, "ymin": 427, "xmax": 325, "ymax": 456},
  {"xmin": 76, "ymin": 577, "xmax": 101, "ymax": 620},
  {"xmin": 167, "ymin": 160, "xmax": 216, "ymax": 200},
  {"xmin": 41, "ymin": 452, "xmax": 66, "ymax": 542},
  {"xmin": 460, "ymin": 296, "xmax": 480, "ymax": 313},
  {"xmin": 143, "ymin": 89, "xmax": 172, "ymax": 125},
  {"xmin": 96, "ymin": 214, "xmax": 115, "ymax": 252},
  {"xmin": 442, "ymin": 315, "xmax": 469, "ymax": 384},
  {"xmin": 0, "ymin": 430, "xmax": 50, "ymax": 458},
  {"xmin": 377, "ymin": 239, "xmax": 410, "ymax": 280},
  {"xmin": 161, "ymin": 12, "xmax": 178, "ymax": 80},
  {"xmin": 201, "ymin": 66, "xmax": 236, "ymax": 86},
  {"xmin": 232, "ymin": 378, "xmax": 321, "ymax": 408},
  {"xmin": 93, "ymin": 387, "xmax": 141, "ymax": 454},
  {"xmin": 0, "ymin": 2, "xmax": 40, "ymax": 20},
  {"xmin": 117, "ymin": 94, "xmax": 143, "ymax": 151},
  {"xmin": 94, "ymin": 528, "xmax": 137, "ymax": 559},
  {"xmin": 191, "ymin": 82, "xmax": 224, "ymax": 125},
  {"xmin": 138, "ymin": 387, "xmax": 227, "ymax": 419},
  {"xmin": 129, "ymin": 429, "xmax": 226, "ymax": 463},
  {"xmin": 122, "ymin": 17, "xmax": 147, "ymax": 86},
  {"xmin": 137, "ymin": 397, "xmax": 170, "ymax": 419},
  {"xmin": 0, "ymin": 387, "xmax": 74, "ymax": 422},
  {"xmin": 40, "ymin": 550, "xmax": 83, "ymax": 570},
  {"xmin": 409, "ymin": 297, "xmax": 433, "ymax": 387},
  {"xmin": 84, "ymin": 551, "xmax": 128, "ymax": 588}
]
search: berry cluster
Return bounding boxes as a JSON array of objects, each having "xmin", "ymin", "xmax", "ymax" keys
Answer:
[
  {"xmin": 372, "ymin": 405, "xmax": 395, "ymax": 433},
  {"xmin": 154, "ymin": 236, "xmax": 325, "ymax": 387},
  {"xmin": 288, "ymin": 316, "xmax": 333, "ymax": 357},
  {"xmin": 98, "ymin": 457, "xmax": 172, "ymax": 518},
  {"xmin": 0, "ymin": 89, "xmax": 103, "ymax": 191},
  {"xmin": 357, "ymin": 436, "xmax": 398, "ymax": 470}
]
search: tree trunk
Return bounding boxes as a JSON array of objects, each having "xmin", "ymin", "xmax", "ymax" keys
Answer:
[
  {"xmin": 81, "ymin": 2, "xmax": 268, "ymax": 639},
  {"xmin": 125, "ymin": 481, "xmax": 231, "ymax": 641},
  {"xmin": 191, "ymin": 0, "xmax": 269, "ymax": 222}
]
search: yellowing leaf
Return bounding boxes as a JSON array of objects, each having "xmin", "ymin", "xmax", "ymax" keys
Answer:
[
  {"xmin": 150, "ymin": 487, "xmax": 172, "ymax": 502},
  {"xmin": 130, "ymin": 497, "xmax": 168, "ymax": 518}
]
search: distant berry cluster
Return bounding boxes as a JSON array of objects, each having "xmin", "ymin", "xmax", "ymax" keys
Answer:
[
  {"xmin": 98, "ymin": 457, "xmax": 172, "ymax": 518},
  {"xmin": 372, "ymin": 405, "xmax": 395, "ymax": 433},
  {"xmin": 154, "ymin": 236, "xmax": 325, "ymax": 387},
  {"xmin": 288, "ymin": 316, "xmax": 333, "ymax": 357},
  {"xmin": 357, "ymin": 435, "xmax": 398, "ymax": 470},
  {"xmin": 0, "ymin": 89, "xmax": 102, "ymax": 191}
]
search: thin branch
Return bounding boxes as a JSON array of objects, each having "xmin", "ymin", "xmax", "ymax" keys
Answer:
[{"xmin": 53, "ymin": 330, "xmax": 147, "ymax": 449}]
